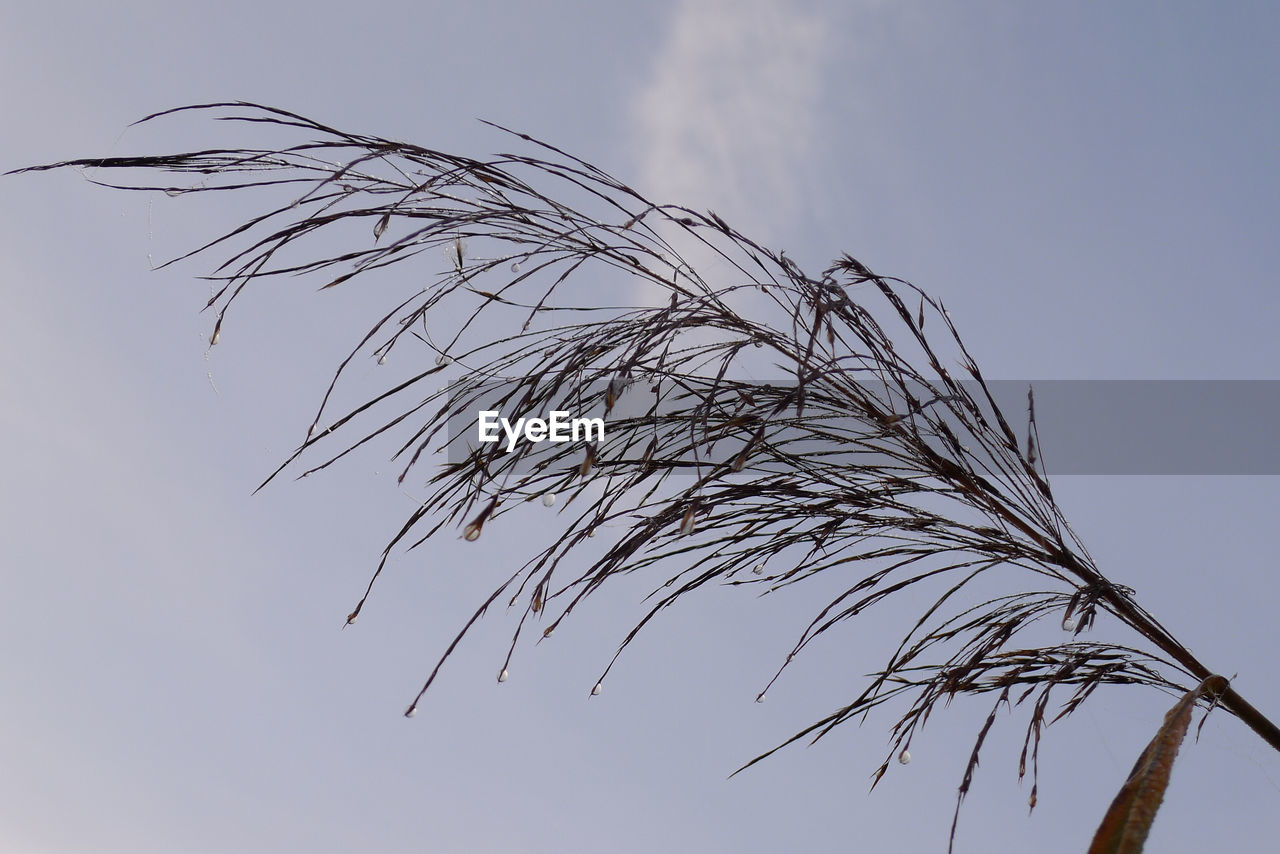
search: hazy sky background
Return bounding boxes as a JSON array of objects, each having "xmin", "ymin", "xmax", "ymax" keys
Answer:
[{"xmin": 2, "ymin": 2, "xmax": 1279, "ymax": 852}]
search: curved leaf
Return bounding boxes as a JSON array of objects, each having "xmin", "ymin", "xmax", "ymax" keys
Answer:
[{"xmin": 1088, "ymin": 675, "xmax": 1229, "ymax": 854}]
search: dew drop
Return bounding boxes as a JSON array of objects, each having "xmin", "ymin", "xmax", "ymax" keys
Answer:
[
  {"xmin": 587, "ymin": 528, "xmax": 596, "ymax": 538},
  {"xmin": 753, "ymin": 563, "xmax": 765, "ymax": 575},
  {"xmin": 680, "ymin": 505, "xmax": 698, "ymax": 535},
  {"xmin": 543, "ymin": 626, "xmax": 555, "ymax": 638},
  {"xmin": 510, "ymin": 261, "xmax": 521, "ymax": 273},
  {"xmin": 404, "ymin": 705, "xmax": 417, "ymax": 718},
  {"xmin": 591, "ymin": 682, "xmax": 602, "ymax": 696},
  {"xmin": 463, "ymin": 522, "xmax": 483, "ymax": 541},
  {"xmin": 755, "ymin": 693, "xmax": 766, "ymax": 703},
  {"xmin": 436, "ymin": 353, "xmax": 453, "ymax": 367},
  {"xmin": 898, "ymin": 749, "xmax": 911, "ymax": 765},
  {"xmin": 498, "ymin": 668, "xmax": 509, "ymax": 683},
  {"xmin": 209, "ymin": 328, "xmax": 220, "ymax": 347},
  {"xmin": 378, "ymin": 354, "xmax": 388, "ymax": 365},
  {"xmin": 1062, "ymin": 617, "xmax": 1077, "ymax": 632},
  {"xmin": 541, "ymin": 493, "xmax": 557, "ymax": 507},
  {"xmin": 346, "ymin": 613, "xmax": 358, "ymax": 625}
]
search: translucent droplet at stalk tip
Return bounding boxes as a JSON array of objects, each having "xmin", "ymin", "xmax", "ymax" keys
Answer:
[
  {"xmin": 378, "ymin": 354, "xmax": 388, "ymax": 365},
  {"xmin": 497, "ymin": 668, "xmax": 509, "ymax": 683},
  {"xmin": 510, "ymin": 262, "xmax": 521, "ymax": 273},
  {"xmin": 1062, "ymin": 617, "xmax": 1077, "ymax": 632},
  {"xmin": 541, "ymin": 493, "xmax": 556, "ymax": 507},
  {"xmin": 591, "ymin": 683, "xmax": 602, "ymax": 696},
  {"xmin": 755, "ymin": 693, "xmax": 766, "ymax": 703},
  {"xmin": 898, "ymin": 749, "xmax": 911, "ymax": 765},
  {"xmin": 404, "ymin": 706, "xmax": 417, "ymax": 718},
  {"xmin": 679, "ymin": 506, "xmax": 697, "ymax": 535},
  {"xmin": 752, "ymin": 563, "xmax": 765, "ymax": 575},
  {"xmin": 435, "ymin": 353, "xmax": 453, "ymax": 367}
]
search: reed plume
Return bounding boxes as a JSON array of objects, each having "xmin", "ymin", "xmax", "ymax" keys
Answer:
[{"xmin": 13, "ymin": 102, "xmax": 1276, "ymax": 850}]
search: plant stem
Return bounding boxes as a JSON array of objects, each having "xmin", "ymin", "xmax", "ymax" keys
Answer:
[
  {"xmin": 1098, "ymin": 585, "xmax": 1280, "ymax": 756},
  {"xmin": 954, "ymin": 457, "xmax": 1280, "ymax": 755}
]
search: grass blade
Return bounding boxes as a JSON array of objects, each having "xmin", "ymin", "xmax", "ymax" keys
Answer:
[{"xmin": 1087, "ymin": 674, "xmax": 1229, "ymax": 854}]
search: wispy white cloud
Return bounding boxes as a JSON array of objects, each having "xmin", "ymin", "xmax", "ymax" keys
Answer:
[{"xmin": 629, "ymin": 0, "xmax": 830, "ymax": 238}]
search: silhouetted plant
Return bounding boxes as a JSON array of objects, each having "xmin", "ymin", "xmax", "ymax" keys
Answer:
[{"xmin": 14, "ymin": 102, "xmax": 1277, "ymax": 851}]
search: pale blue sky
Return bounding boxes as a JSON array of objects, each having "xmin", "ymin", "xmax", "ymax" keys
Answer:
[{"xmin": 2, "ymin": 3, "xmax": 1278, "ymax": 852}]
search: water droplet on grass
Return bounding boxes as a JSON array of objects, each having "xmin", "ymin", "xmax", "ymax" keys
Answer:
[
  {"xmin": 498, "ymin": 668, "xmax": 509, "ymax": 683},
  {"xmin": 541, "ymin": 493, "xmax": 556, "ymax": 507},
  {"xmin": 680, "ymin": 505, "xmax": 697, "ymax": 535},
  {"xmin": 898, "ymin": 749, "xmax": 911, "ymax": 765}
]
